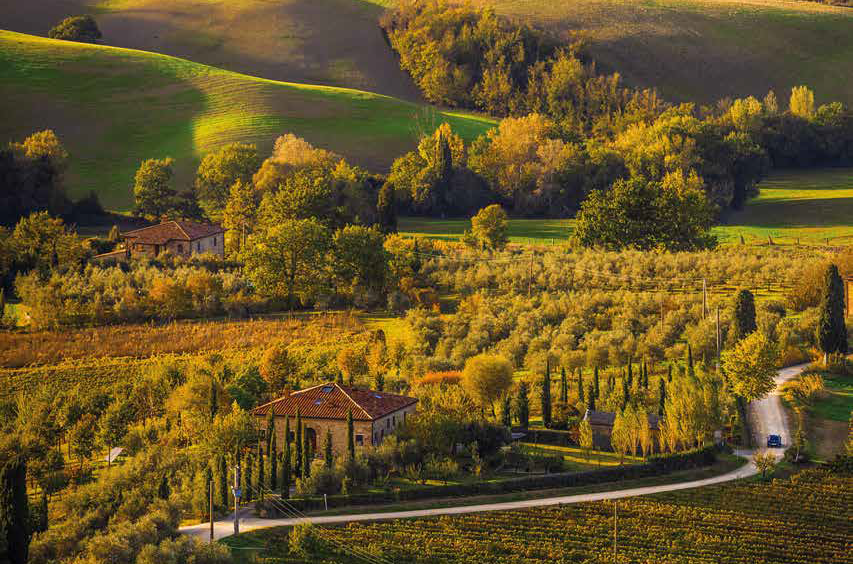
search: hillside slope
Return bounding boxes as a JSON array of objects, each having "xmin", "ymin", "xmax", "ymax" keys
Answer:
[
  {"xmin": 2, "ymin": 0, "xmax": 422, "ymax": 101},
  {"xmin": 477, "ymin": 0, "xmax": 853, "ymax": 106},
  {"xmin": 0, "ymin": 30, "xmax": 493, "ymax": 210},
  {"xmin": 6, "ymin": 0, "xmax": 853, "ymax": 109}
]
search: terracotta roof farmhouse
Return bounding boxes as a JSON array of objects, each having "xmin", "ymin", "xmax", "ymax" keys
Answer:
[
  {"xmin": 93, "ymin": 220, "xmax": 225, "ymax": 262},
  {"xmin": 253, "ymin": 383, "xmax": 418, "ymax": 455}
]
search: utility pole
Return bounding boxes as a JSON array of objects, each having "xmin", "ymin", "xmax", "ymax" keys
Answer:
[
  {"xmin": 209, "ymin": 478, "xmax": 214, "ymax": 542},
  {"xmin": 702, "ymin": 278, "xmax": 708, "ymax": 320},
  {"xmin": 233, "ymin": 463, "xmax": 240, "ymax": 536}
]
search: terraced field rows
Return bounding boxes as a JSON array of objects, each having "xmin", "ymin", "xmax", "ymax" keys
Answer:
[{"xmin": 269, "ymin": 470, "xmax": 852, "ymax": 563}]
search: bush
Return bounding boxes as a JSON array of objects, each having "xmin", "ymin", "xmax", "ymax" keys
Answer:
[
  {"xmin": 289, "ymin": 523, "xmax": 324, "ymax": 558},
  {"xmin": 295, "ymin": 461, "xmax": 343, "ymax": 495},
  {"xmin": 49, "ymin": 15, "xmax": 102, "ymax": 43}
]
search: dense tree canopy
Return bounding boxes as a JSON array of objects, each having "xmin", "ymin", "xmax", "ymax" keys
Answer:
[
  {"xmin": 572, "ymin": 170, "xmax": 716, "ymax": 251},
  {"xmin": 194, "ymin": 142, "xmax": 260, "ymax": 220},
  {"xmin": 48, "ymin": 15, "xmax": 102, "ymax": 43}
]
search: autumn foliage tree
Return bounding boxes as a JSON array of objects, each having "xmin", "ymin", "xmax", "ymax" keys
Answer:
[{"xmin": 462, "ymin": 354, "xmax": 514, "ymax": 416}]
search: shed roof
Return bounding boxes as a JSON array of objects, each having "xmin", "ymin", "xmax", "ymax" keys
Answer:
[{"xmin": 252, "ymin": 383, "xmax": 418, "ymax": 421}]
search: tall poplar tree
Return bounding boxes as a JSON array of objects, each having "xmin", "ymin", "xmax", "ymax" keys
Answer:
[
  {"xmin": 587, "ymin": 383, "xmax": 596, "ymax": 411},
  {"xmin": 560, "ymin": 366, "xmax": 568, "ymax": 403},
  {"xmin": 658, "ymin": 378, "xmax": 667, "ymax": 418}
]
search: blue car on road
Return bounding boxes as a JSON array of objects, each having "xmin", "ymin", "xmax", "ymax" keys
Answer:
[{"xmin": 766, "ymin": 434, "xmax": 782, "ymax": 448}]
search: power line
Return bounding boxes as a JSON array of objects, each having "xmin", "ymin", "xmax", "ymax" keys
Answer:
[{"xmin": 244, "ymin": 482, "xmax": 393, "ymax": 564}]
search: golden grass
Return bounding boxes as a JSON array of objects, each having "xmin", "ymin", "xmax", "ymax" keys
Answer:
[{"xmin": 0, "ymin": 312, "xmax": 365, "ymax": 368}]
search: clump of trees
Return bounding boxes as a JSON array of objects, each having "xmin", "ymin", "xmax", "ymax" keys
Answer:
[
  {"xmin": 572, "ymin": 170, "xmax": 716, "ymax": 251},
  {"xmin": 48, "ymin": 16, "xmax": 102, "ymax": 43},
  {"xmin": 0, "ymin": 131, "xmax": 72, "ymax": 227}
]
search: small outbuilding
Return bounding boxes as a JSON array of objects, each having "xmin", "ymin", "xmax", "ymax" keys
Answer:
[{"xmin": 583, "ymin": 409, "xmax": 660, "ymax": 451}]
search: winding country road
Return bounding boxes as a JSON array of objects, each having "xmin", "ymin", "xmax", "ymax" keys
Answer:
[{"xmin": 181, "ymin": 363, "xmax": 807, "ymax": 542}]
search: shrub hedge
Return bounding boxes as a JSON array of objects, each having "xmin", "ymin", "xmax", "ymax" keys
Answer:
[{"xmin": 272, "ymin": 444, "xmax": 721, "ymax": 513}]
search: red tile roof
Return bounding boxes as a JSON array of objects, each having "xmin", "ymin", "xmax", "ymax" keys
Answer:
[
  {"xmin": 123, "ymin": 220, "xmax": 224, "ymax": 245},
  {"xmin": 252, "ymin": 383, "xmax": 418, "ymax": 421}
]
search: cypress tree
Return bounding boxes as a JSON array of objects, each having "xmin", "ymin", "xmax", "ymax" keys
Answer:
[
  {"xmin": 374, "ymin": 372, "xmax": 385, "ymax": 392},
  {"xmin": 158, "ymin": 473, "xmax": 170, "ymax": 500},
  {"xmin": 658, "ymin": 378, "xmax": 667, "ymax": 418},
  {"xmin": 209, "ymin": 376, "xmax": 218, "ymax": 422},
  {"xmin": 324, "ymin": 429, "xmax": 334, "ymax": 470},
  {"xmin": 541, "ymin": 361, "xmax": 552, "ymax": 428},
  {"xmin": 641, "ymin": 360, "xmax": 648, "ymax": 389},
  {"xmin": 587, "ymin": 383, "xmax": 596, "ymax": 412},
  {"xmin": 817, "ymin": 263, "xmax": 848, "ymax": 364},
  {"xmin": 269, "ymin": 431, "xmax": 278, "ymax": 492},
  {"xmin": 34, "ymin": 492, "xmax": 48, "ymax": 534},
  {"xmin": 280, "ymin": 450, "xmax": 290, "ymax": 499},
  {"xmin": 626, "ymin": 363, "xmax": 633, "ymax": 387},
  {"xmin": 516, "ymin": 381, "xmax": 530, "ymax": 428},
  {"xmin": 218, "ymin": 455, "xmax": 227, "ymax": 508},
  {"xmin": 560, "ymin": 366, "xmax": 568, "ymax": 403},
  {"xmin": 0, "ymin": 452, "xmax": 30, "ymax": 564},
  {"xmin": 204, "ymin": 465, "xmax": 213, "ymax": 513},
  {"xmin": 346, "ymin": 409, "xmax": 355, "ymax": 460},
  {"xmin": 337, "ymin": 371, "xmax": 344, "ymax": 385},
  {"xmin": 686, "ymin": 345, "xmax": 695, "ymax": 379},
  {"xmin": 265, "ymin": 410, "xmax": 274, "ymax": 454},
  {"xmin": 577, "ymin": 368, "xmax": 584, "ymax": 405},
  {"xmin": 256, "ymin": 442, "xmax": 265, "ymax": 499},
  {"xmin": 302, "ymin": 426, "xmax": 311, "ymax": 479},
  {"xmin": 284, "ymin": 415, "xmax": 292, "ymax": 480},
  {"xmin": 731, "ymin": 289, "xmax": 757, "ymax": 342},
  {"xmin": 593, "ymin": 366, "xmax": 600, "ymax": 398},
  {"xmin": 243, "ymin": 450, "xmax": 252, "ymax": 503},
  {"xmin": 295, "ymin": 409, "xmax": 303, "ymax": 478},
  {"xmin": 621, "ymin": 378, "xmax": 629, "ymax": 411},
  {"xmin": 501, "ymin": 394, "xmax": 512, "ymax": 427},
  {"xmin": 667, "ymin": 363, "xmax": 673, "ymax": 383}
]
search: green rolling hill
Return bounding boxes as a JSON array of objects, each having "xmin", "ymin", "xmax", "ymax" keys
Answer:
[{"xmin": 0, "ymin": 30, "xmax": 494, "ymax": 210}]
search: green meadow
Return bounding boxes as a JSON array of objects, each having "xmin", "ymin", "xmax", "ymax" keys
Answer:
[
  {"xmin": 0, "ymin": 30, "xmax": 494, "ymax": 210},
  {"xmin": 400, "ymin": 168, "xmax": 853, "ymax": 246}
]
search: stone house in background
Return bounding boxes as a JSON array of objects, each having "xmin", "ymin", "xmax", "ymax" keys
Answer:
[
  {"xmin": 252, "ymin": 383, "xmax": 418, "ymax": 457},
  {"xmin": 583, "ymin": 409, "xmax": 660, "ymax": 451},
  {"xmin": 92, "ymin": 220, "xmax": 225, "ymax": 262}
]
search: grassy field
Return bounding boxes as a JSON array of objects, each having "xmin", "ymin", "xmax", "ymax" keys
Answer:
[
  {"xmin": 400, "ymin": 168, "xmax": 853, "ymax": 246},
  {"xmin": 0, "ymin": 30, "xmax": 494, "ymax": 209},
  {"xmin": 716, "ymin": 168, "xmax": 853, "ymax": 245},
  {"xmin": 478, "ymin": 0, "xmax": 853, "ymax": 107},
  {"xmin": 1, "ymin": 0, "xmax": 422, "ymax": 101}
]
